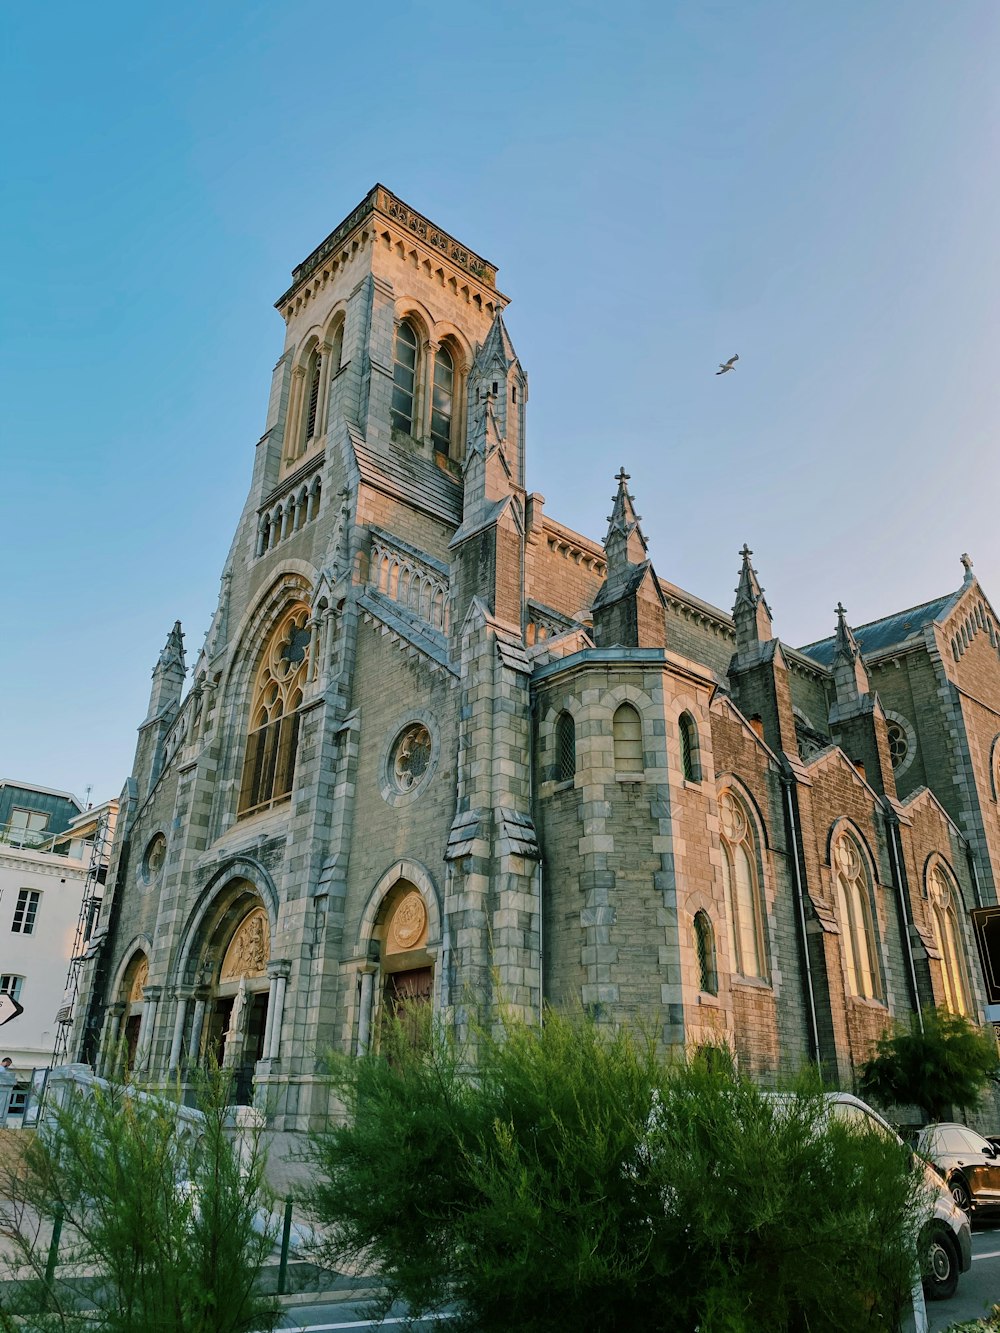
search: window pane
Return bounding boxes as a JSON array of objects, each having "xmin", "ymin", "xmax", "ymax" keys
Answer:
[{"xmin": 735, "ymin": 844, "xmax": 763, "ymax": 978}]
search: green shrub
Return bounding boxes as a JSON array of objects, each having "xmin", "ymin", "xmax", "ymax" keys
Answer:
[
  {"xmin": 0, "ymin": 1070, "xmax": 278, "ymax": 1333},
  {"xmin": 858, "ymin": 1006, "xmax": 1000, "ymax": 1123},
  {"xmin": 300, "ymin": 1009, "xmax": 924, "ymax": 1332}
]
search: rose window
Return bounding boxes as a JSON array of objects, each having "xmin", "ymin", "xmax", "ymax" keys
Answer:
[
  {"xmin": 886, "ymin": 722, "xmax": 908, "ymax": 769},
  {"xmin": 392, "ymin": 724, "xmax": 432, "ymax": 792}
]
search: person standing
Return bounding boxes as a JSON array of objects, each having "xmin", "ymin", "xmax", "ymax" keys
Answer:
[{"xmin": 0, "ymin": 1058, "xmax": 16, "ymax": 1127}]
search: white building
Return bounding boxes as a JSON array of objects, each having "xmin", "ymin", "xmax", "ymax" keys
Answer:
[{"xmin": 1, "ymin": 789, "xmax": 116, "ymax": 1076}]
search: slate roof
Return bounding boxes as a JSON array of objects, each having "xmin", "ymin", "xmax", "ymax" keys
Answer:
[
  {"xmin": 347, "ymin": 424, "xmax": 463, "ymax": 526},
  {"xmin": 357, "ymin": 590, "xmax": 454, "ymax": 674},
  {"xmin": 798, "ymin": 591, "xmax": 958, "ymax": 668}
]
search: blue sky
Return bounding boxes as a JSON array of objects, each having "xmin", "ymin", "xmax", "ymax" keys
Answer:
[{"xmin": 3, "ymin": 2, "xmax": 999, "ymax": 804}]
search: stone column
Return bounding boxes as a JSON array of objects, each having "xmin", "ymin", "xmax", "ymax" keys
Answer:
[
  {"xmin": 265, "ymin": 961, "xmax": 291, "ymax": 1061},
  {"xmin": 99, "ymin": 1004, "xmax": 125, "ymax": 1077},
  {"xmin": 189, "ymin": 996, "xmax": 208, "ymax": 1069},
  {"xmin": 167, "ymin": 990, "xmax": 192, "ymax": 1076},
  {"xmin": 135, "ymin": 986, "xmax": 162, "ymax": 1073},
  {"xmin": 356, "ymin": 965, "xmax": 377, "ymax": 1055},
  {"xmin": 286, "ymin": 365, "xmax": 306, "ymax": 458},
  {"xmin": 317, "ymin": 339, "xmax": 334, "ymax": 436}
]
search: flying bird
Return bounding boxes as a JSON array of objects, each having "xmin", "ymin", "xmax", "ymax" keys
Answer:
[{"xmin": 716, "ymin": 355, "xmax": 739, "ymax": 375}]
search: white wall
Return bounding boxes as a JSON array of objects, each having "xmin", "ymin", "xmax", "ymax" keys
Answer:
[{"xmin": 0, "ymin": 846, "xmax": 88, "ymax": 1074}]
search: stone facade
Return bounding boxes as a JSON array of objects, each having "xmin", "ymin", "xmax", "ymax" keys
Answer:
[{"xmin": 76, "ymin": 186, "xmax": 1000, "ymax": 1130}]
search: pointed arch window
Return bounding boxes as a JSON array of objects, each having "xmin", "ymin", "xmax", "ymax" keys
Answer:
[
  {"xmin": 555, "ymin": 712, "xmax": 576, "ymax": 784},
  {"xmin": 694, "ymin": 911, "xmax": 718, "ymax": 995},
  {"xmin": 678, "ymin": 712, "xmax": 701, "ymax": 782},
  {"xmin": 613, "ymin": 703, "xmax": 643, "ymax": 774},
  {"xmin": 833, "ymin": 833, "xmax": 881, "ymax": 1000},
  {"xmin": 430, "ymin": 345, "xmax": 454, "ymax": 455},
  {"xmin": 238, "ymin": 604, "xmax": 311, "ymax": 817},
  {"xmin": 391, "ymin": 319, "xmax": 418, "ymax": 435},
  {"xmin": 928, "ymin": 863, "xmax": 972, "ymax": 1016},
  {"xmin": 718, "ymin": 790, "xmax": 767, "ymax": 980}
]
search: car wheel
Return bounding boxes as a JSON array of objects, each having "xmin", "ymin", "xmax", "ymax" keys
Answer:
[
  {"xmin": 950, "ymin": 1177, "xmax": 973, "ymax": 1214},
  {"xmin": 922, "ymin": 1226, "xmax": 960, "ymax": 1301}
]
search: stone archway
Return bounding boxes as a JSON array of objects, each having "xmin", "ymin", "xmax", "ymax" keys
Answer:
[
  {"xmin": 119, "ymin": 953, "xmax": 148, "ymax": 1070},
  {"xmin": 374, "ymin": 881, "xmax": 434, "ymax": 1053},
  {"xmin": 170, "ymin": 879, "xmax": 287, "ymax": 1106}
]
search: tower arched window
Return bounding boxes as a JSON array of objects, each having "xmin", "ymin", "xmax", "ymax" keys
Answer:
[
  {"xmin": 304, "ymin": 348, "xmax": 322, "ymax": 444},
  {"xmin": 238, "ymin": 603, "xmax": 311, "ymax": 817},
  {"xmin": 927, "ymin": 862, "xmax": 972, "ymax": 1016},
  {"xmin": 833, "ymin": 833, "xmax": 881, "ymax": 1000},
  {"xmin": 555, "ymin": 712, "xmax": 576, "ymax": 783},
  {"xmin": 718, "ymin": 790, "xmax": 767, "ymax": 980},
  {"xmin": 694, "ymin": 911, "xmax": 718, "ymax": 995},
  {"xmin": 613, "ymin": 703, "xmax": 643, "ymax": 773},
  {"xmin": 391, "ymin": 319, "xmax": 418, "ymax": 436},
  {"xmin": 430, "ymin": 345, "xmax": 455, "ymax": 455},
  {"xmin": 679, "ymin": 712, "xmax": 701, "ymax": 782}
]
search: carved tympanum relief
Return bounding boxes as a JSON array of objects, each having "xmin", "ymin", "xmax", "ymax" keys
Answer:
[
  {"xmin": 221, "ymin": 908, "xmax": 270, "ymax": 980},
  {"xmin": 385, "ymin": 890, "xmax": 428, "ymax": 955},
  {"xmin": 128, "ymin": 958, "xmax": 149, "ymax": 1003}
]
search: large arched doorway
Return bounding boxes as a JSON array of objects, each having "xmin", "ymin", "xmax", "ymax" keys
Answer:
[
  {"xmin": 375, "ymin": 882, "xmax": 434, "ymax": 1052},
  {"xmin": 119, "ymin": 953, "xmax": 148, "ymax": 1069},
  {"xmin": 200, "ymin": 903, "xmax": 271, "ymax": 1103}
]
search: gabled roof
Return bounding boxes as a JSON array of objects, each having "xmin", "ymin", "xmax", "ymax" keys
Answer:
[{"xmin": 798, "ymin": 591, "xmax": 958, "ymax": 668}]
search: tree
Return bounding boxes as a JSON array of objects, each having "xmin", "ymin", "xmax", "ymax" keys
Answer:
[
  {"xmin": 299, "ymin": 1008, "xmax": 923, "ymax": 1333},
  {"xmin": 0, "ymin": 1070, "xmax": 279, "ymax": 1333},
  {"xmin": 858, "ymin": 1007, "xmax": 1000, "ymax": 1123}
]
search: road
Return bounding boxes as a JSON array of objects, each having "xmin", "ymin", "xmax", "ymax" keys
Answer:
[{"xmin": 928, "ymin": 1221, "xmax": 1000, "ymax": 1332}]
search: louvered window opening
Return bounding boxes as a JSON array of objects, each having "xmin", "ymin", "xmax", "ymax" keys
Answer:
[
  {"xmin": 430, "ymin": 345, "xmax": 454, "ymax": 454},
  {"xmin": 613, "ymin": 704, "xmax": 643, "ymax": 773},
  {"xmin": 719, "ymin": 791, "xmax": 766, "ymax": 980},
  {"xmin": 304, "ymin": 354, "xmax": 322, "ymax": 442},
  {"xmin": 694, "ymin": 911, "xmax": 717, "ymax": 995},
  {"xmin": 391, "ymin": 320, "xmax": 417, "ymax": 435},
  {"xmin": 11, "ymin": 889, "xmax": 40, "ymax": 935},
  {"xmin": 238, "ymin": 605, "xmax": 311, "ymax": 817},
  {"xmin": 556, "ymin": 713, "xmax": 576, "ymax": 783}
]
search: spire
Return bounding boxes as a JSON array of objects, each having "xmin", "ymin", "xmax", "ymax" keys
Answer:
[
  {"xmin": 603, "ymin": 468, "xmax": 648, "ymax": 573},
  {"xmin": 473, "ymin": 310, "xmax": 518, "ymax": 374},
  {"xmin": 830, "ymin": 602, "xmax": 870, "ymax": 713},
  {"xmin": 466, "ymin": 312, "xmax": 527, "ymax": 490},
  {"xmin": 732, "ymin": 543, "xmax": 772, "ymax": 656},
  {"xmin": 961, "ymin": 551, "xmax": 975, "ymax": 586},
  {"xmin": 146, "ymin": 621, "xmax": 186, "ymax": 722},
  {"xmin": 158, "ymin": 621, "xmax": 185, "ymax": 672}
]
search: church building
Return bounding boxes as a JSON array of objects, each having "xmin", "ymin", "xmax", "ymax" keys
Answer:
[{"xmin": 75, "ymin": 186, "xmax": 1000, "ymax": 1129}]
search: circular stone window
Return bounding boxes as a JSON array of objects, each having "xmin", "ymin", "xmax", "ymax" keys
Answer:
[
  {"xmin": 392, "ymin": 723, "xmax": 432, "ymax": 792},
  {"xmin": 142, "ymin": 833, "xmax": 167, "ymax": 883},
  {"xmin": 379, "ymin": 716, "xmax": 439, "ymax": 806},
  {"xmin": 884, "ymin": 712, "xmax": 916, "ymax": 779}
]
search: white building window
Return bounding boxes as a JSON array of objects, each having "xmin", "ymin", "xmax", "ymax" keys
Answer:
[
  {"xmin": 11, "ymin": 889, "xmax": 41, "ymax": 935},
  {"xmin": 0, "ymin": 975, "xmax": 23, "ymax": 1002}
]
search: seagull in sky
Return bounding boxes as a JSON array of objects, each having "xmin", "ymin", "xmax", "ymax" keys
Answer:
[{"xmin": 716, "ymin": 354, "xmax": 739, "ymax": 375}]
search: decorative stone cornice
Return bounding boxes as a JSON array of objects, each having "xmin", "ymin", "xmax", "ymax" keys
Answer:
[{"xmin": 276, "ymin": 184, "xmax": 500, "ymax": 310}]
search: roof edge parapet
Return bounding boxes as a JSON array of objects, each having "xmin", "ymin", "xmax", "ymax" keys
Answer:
[{"xmin": 277, "ymin": 184, "xmax": 500, "ymax": 309}]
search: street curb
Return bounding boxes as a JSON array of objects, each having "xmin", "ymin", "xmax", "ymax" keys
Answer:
[{"xmin": 276, "ymin": 1286, "xmax": 383, "ymax": 1308}]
